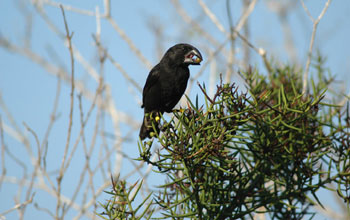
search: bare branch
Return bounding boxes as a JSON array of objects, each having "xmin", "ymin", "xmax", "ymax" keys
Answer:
[
  {"xmin": 103, "ymin": 0, "xmax": 111, "ymax": 17},
  {"xmin": 0, "ymin": 193, "xmax": 35, "ymax": 217},
  {"xmin": 171, "ymin": 0, "xmax": 222, "ymax": 49},
  {"xmin": 92, "ymin": 35, "xmax": 142, "ymax": 92},
  {"xmin": 36, "ymin": 0, "xmax": 96, "ymax": 16},
  {"xmin": 106, "ymin": 17, "xmax": 153, "ymax": 70},
  {"xmin": 198, "ymin": 0, "xmax": 228, "ymax": 36},
  {"xmin": 0, "ymin": 117, "xmax": 6, "ymax": 190},
  {"xmin": 301, "ymin": 0, "xmax": 332, "ymax": 94},
  {"xmin": 56, "ymin": 5, "xmax": 75, "ymax": 218}
]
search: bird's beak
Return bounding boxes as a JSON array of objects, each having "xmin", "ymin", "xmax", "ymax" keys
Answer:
[{"xmin": 184, "ymin": 49, "xmax": 203, "ymax": 65}]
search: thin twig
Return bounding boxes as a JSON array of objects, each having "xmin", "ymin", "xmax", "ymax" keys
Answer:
[
  {"xmin": 62, "ymin": 95, "xmax": 93, "ymax": 218},
  {"xmin": 1, "ymin": 36, "xmax": 138, "ymax": 127},
  {"xmin": 0, "ymin": 93, "xmax": 28, "ymax": 147},
  {"xmin": 106, "ymin": 17, "xmax": 152, "ymax": 70},
  {"xmin": 41, "ymin": 77, "xmax": 61, "ymax": 171},
  {"xmin": 170, "ymin": 0, "xmax": 223, "ymax": 49},
  {"xmin": 235, "ymin": 0, "xmax": 258, "ymax": 33},
  {"xmin": 103, "ymin": 0, "xmax": 111, "ymax": 17},
  {"xmin": 33, "ymin": 4, "xmax": 100, "ymax": 82},
  {"xmin": 198, "ymin": 0, "xmax": 228, "ymax": 36},
  {"xmin": 2, "ymin": 176, "xmax": 95, "ymax": 218},
  {"xmin": 0, "ymin": 193, "xmax": 35, "ymax": 217},
  {"xmin": 104, "ymin": 84, "xmax": 123, "ymax": 176},
  {"xmin": 197, "ymin": 0, "xmax": 270, "ymax": 75},
  {"xmin": 225, "ymin": 0, "xmax": 259, "ymax": 81},
  {"xmin": 0, "ymin": 117, "xmax": 6, "ymax": 190},
  {"xmin": 242, "ymin": 0, "xmax": 251, "ymax": 69},
  {"xmin": 57, "ymin": 5, "xmax": 75, "ymax": 219},
  {"xmin": 39, "ymin": 0, "xmax": 96, "ymax": 16},
  {"xmin": 22, "ymin": 123, "xmax": 42, "ymax": 218},
  {"xmin": 198, "ymin": 82, "xmax": 214, "ymax": 104},
  {"xmin": 92, "ymin": 35, "xmax": 142, "ymax": 92},
  {"xmin": 268, "ymin": 1, "xmax": 298, "ymax": 63},
  {"xmin": 301, "ymin": 0, "xmax": 332, "ymax": 94},
  {"xmin": 34, "ymin": 202, "xmax": 55, "ymax": 218},
  {"xmin": 225, "ymin": 0, "xmax": 235, "ymax": 83}
]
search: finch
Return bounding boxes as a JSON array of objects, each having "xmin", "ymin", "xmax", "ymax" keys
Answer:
[{"xmin": 139, "ymin": 43, "xmax": 202, "ymax": 140}]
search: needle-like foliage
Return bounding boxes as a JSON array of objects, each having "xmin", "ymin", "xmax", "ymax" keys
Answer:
[{"xmin": 102, "ymin": 59, "xmax": 350, "ymax": 220}]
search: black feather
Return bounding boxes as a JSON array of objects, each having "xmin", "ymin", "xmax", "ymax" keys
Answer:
[{"xmin": 139, "ymin": 43, "xmax": 202, "ymax": 140}]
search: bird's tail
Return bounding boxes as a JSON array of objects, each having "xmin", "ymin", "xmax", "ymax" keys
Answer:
[{"xmin": 139, "ymin": 112, "xmax": 161, "ymax": 140}]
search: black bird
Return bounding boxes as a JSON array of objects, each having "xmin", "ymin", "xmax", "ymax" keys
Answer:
[{"xmin": 139, "ymin": 43, "xmax": 203, "ymax": 140}]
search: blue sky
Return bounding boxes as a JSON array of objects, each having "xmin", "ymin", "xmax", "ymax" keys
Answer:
[{"xmin": 1, "ymin": 0, "xmax": 349, "ymax": 219}]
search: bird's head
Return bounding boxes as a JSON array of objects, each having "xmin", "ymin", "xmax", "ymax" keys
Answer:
[{"xmin": 162, "ymin": 43, "xmax": 203, "ymax": 66}]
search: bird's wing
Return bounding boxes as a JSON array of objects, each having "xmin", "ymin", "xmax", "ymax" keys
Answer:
[{"xmin": 142, "ymin": 64, "xmax": 161, "ymax": 110}]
